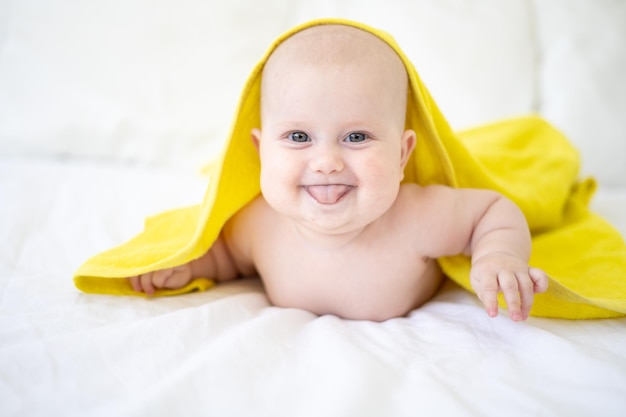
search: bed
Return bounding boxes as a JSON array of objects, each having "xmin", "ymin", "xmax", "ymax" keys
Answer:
[{"xmin": 2, "ymin": 1, "xmax": 626, "ymax": 416}]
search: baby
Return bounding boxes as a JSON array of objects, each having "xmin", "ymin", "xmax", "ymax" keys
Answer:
[{"xmin": 129, "ymin": 24, "xmax": 548, "ymax": 322}]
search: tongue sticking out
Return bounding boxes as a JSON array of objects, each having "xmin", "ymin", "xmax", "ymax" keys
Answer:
[{"xmin": 305, "ymin": 185, "xmax": 352, "ymax": 205}]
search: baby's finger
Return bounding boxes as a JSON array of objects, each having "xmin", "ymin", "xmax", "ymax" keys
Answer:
[
  {"xmin": 140, "ymin": 273, "xmax": 155, "ymax": 296},
  {"xmin": 516, "ymin": 272, "xmax": 536, "ymax": 320},
  {"xmin": 164, "ymin": 267, "xmax": 189, "ymax": 289},
  {"xmin": 152, "ymin": 269, "xmax": 173, "ymax": 289},
  {"xmin": 477, "ymin": 274, "xmax": 500, "ymax": 318},
  {"xmin": 529, "ymin": 267, "xmax": 549, "ymax": 293},
  {"xmin": 128, "ymin": 276, "xmax": 141, "ymax": 292},
  {"xmin": 497, "ymin": 271, "xmax": 522, "ymax": 321}
]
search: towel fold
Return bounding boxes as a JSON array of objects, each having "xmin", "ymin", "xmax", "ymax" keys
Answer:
[{"xmin": 74, "ymin": 18, "xmax": 626, "ymax": 319}]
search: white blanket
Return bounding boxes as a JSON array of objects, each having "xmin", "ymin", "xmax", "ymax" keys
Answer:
[{"xmin": 2, "ymin": 157, "xmax": 626, "ymax": 417}]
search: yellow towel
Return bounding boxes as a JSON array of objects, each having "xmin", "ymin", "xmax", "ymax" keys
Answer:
[{"xmin": 74, "ymin": 18, "xmax": 626, "ymax": 319}]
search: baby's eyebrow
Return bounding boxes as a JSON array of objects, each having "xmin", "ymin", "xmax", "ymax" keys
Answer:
[{"xmin": 271, "ymin": 121, "xmax": 311, "ymax": 129}]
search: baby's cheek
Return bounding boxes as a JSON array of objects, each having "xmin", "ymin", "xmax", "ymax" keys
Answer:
[
  {"xmin": 363, "ymin": 163, "xmax": 401, "ymax": 203},
  {"xmin": 259, "ymin": 160, "xmax": 298, "ymax": 207},
  {"xmin": 364, "ymin": 157, "xmax": 402, "ymax": 186}
]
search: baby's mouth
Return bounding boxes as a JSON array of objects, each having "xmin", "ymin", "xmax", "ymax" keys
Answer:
[{"xmin": 304, "ymin": 184, "xmax": 353, "ymax": 205}]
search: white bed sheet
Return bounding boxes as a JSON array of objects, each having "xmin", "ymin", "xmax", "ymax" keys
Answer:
[{"xmin": 1, "ymin": 156, "xmax": 626, "ymax": 417}]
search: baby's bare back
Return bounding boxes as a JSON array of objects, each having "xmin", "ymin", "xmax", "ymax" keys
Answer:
[{"xmin": 225, "ymin": 187, "xmax": 444, "ymax": 321}]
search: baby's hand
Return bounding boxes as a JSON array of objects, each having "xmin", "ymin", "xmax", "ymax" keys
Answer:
[
  {"xmin": 128, "ymin": 264, "xmax": 193, "ymax": 296},
  {"xmin": 470, "ymin": 253, "xmax": 548, "ymax": 321}
]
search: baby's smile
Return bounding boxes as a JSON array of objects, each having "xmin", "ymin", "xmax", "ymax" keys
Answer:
[{"xmin": 303, "ymin": 184, "xmax": 354, "ymax": 205}]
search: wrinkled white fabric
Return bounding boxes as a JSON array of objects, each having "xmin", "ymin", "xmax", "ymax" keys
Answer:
[{"xmin": 1, "ymin": 159, "xmax": 625, "ymax": 417}]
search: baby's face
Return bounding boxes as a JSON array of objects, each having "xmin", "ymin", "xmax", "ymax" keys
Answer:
[{"xmin": 253, "ymin": 51, "xmax": 414, "ymax": 236}]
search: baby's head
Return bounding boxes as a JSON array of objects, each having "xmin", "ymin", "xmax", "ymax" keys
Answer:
[
  {"xmin": 252, "ymin": 24, "xmax": 416, "ymax": 235},
  {"xmin": 259, "ymin": 24, "xmax": 409, "ymax": 130}
]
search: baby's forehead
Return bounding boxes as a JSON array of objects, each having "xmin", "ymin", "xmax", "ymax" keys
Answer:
[
  {"xmin": 264, "ymin": 25, "xmax": 406, "ymax": 77},
  {"xmin": 260, "ymin": 25, "xmax": 409, "ymax": 125}
]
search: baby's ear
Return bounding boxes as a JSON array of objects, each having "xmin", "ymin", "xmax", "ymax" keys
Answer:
[
  {"xmin": 400, "ymin": 129, "xmax": 416, "ymax": 169},
  {"xmin": 251, "ymin": 128, "xmax": 262, "ymax": 152}
]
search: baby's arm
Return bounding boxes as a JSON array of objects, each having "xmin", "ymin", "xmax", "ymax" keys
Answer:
[
  {"xmin": 416, "ymin": 185, "xmax": 548, "ymax": 321},
  {"xmin": 128, "ymin": 230, "xmax": 240, "ymax": 295},
  {"xmin": 128, "ymin": 197, "xmax": 260, "ymax": 296},
  {"xmin": 460, "ymin": 189, "xmax": 548, "ymax": 321}
]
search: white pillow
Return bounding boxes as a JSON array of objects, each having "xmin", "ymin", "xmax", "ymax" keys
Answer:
[
  {"xmin": 0, "ymin": 0, "xmax": 297, "ymax": 169},
  {"xmin": 535, "ymin": 0, "xmax": 626, "ymax": 186}
]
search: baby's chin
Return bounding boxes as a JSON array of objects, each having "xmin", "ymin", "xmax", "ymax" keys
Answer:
[
  {"xmin": 285, "ymin": 208, "xmax": 388, "ymax": 245},
  {"xmin": 263, "ymin": 186, "xmax": 397, "ymax": 239}
]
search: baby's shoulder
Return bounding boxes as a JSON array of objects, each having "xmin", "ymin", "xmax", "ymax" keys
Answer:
[
  {"xmin": 396, "ymin": 183, "xmax": 456, "ymax": 205},
  {"xmin": 223, "ymin": 195, "xmax": 277, "ymax": 257},
  {"xmin": 395, "ymin": 184, "xmax": 504, "ymax": 225},
  {"xmin": 392, "ymin": 183, "xmax": 469, "ymax": 227},
  {"xmin": 230, "ymin": 194, "xmax": 274, "ymax": 227}
]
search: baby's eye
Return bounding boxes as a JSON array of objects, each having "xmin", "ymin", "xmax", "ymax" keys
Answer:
[
  {"xmin": 345, "ymin": 132, "xmax": 367, "ymax": 143},
  {"xmin": 289, "ymin": 131, "xmax": 310, "ymax": 142}
]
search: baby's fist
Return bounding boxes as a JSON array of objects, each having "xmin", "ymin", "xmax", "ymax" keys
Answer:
[
  {"xmin": 470, "ymin": 254, "xmax": 548, "ymax": 321},
  {"xmin": 128, "ymin": 264, "xmax": 193, "ymax": 296}
]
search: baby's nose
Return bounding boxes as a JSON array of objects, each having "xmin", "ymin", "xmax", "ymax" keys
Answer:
[{"xmin": 308, "ymin": 143, "xmax": 344, "ymax": 174}]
